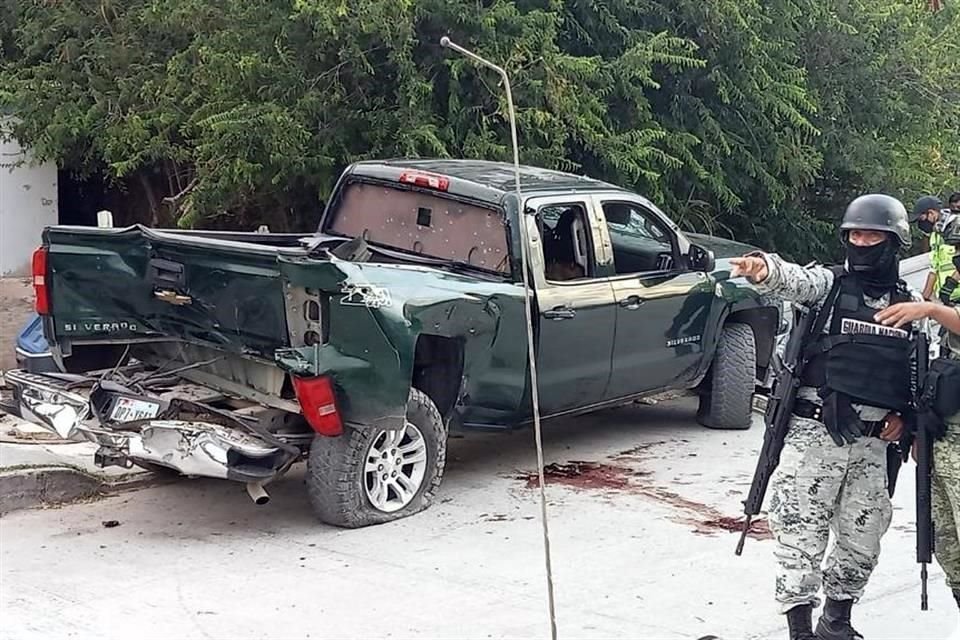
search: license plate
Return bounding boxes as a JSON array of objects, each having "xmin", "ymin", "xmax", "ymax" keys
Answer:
[{"xmin": 109, "ymin": 397, "xmax": 161, "ymax": 423}]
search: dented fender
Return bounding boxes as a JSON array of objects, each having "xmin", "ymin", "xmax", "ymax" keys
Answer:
[
  {"xmin": 276, "ymin": 256, "xmax": 516, "ymax": 431},
  {"xmin": 693, "ymin": 260, "xmax": 784, "ymax": 381}
]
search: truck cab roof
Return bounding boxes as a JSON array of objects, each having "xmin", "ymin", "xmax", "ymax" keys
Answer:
[{"xmin": 345, "ymin": 158, "xmax": 631, "ymax": 204}]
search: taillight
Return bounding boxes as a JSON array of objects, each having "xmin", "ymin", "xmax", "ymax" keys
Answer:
[
  {"xmin": 32, "ymin": 246, "xmax": 50, "ymax": 315},
  {"xmin": 292, "ymin": 376, "xmax": 343, "ymax": 436},
  {"xmin": 398, "ymin": 171, "xmax": 449, "ymax": 191}
]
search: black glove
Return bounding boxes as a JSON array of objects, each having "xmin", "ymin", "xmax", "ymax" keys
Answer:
[
  {"xmin": 919, "ymin": 410, "xmax": 948, "ymax": 441},
  {"xmin": 897, "ymin": 410, "xmax": 917, "ymax": 461},
  {"xmin": 940, "ymin": 276, "xmax": 958, "ymax": 304},
  {"xmin": 820, "ymin": 391, "xmax": 862, "ymax": 446}
]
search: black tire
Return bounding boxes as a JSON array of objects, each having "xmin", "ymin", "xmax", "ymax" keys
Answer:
[
  {"xmin": 305, "ymin": 388, "xmax": 447, "ymax": 528},
  {"xmin": 697, "ymin": 322, "xmax": 757, "ymax": 430}
]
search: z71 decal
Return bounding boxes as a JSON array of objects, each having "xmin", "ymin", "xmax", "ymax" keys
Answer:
[{"xmin": 339, "ymin": 281, "xmax": 393, "ymax": 309}]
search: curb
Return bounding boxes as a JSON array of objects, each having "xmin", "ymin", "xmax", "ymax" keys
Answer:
[{"xmin": 0, "ymin": 464, "xmax": 162, "ymax": 516}]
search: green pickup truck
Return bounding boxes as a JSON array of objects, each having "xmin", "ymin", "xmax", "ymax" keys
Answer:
[{"xmin": 3, "ymin": 159, "xmax": 781, "ymax": 527}]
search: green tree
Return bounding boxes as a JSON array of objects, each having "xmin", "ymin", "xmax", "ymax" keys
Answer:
[
  {"xmin": 789, "ymin": 1, "xmax": 960, "ymax": 259},
  {"xmin": 1, "ymin": 0, "xmax": 957, "ymax": 262}
]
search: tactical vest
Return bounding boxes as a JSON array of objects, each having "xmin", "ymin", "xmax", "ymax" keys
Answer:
[{"xmin": 801, "ymin": 268, "xmax": 915, "ymax": 412}]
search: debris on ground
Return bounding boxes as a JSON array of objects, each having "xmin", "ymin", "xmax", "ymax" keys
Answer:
[
  {"xmin": 694, "ymin": 516, "xmax": 771, "ymax": 538},
  {"xmin": 613, "ymin": 441, "xmax": 673, "ymax": 459},
  {"xmin": 0, "ymin": 414, "xmax": 73, "ymax": 445}
]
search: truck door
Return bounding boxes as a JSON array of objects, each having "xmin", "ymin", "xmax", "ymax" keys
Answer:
[
  {"xmin": 527, "ymin": 197, "xmax": 617, "ymax": 416},
  {"xmin": 596, "ymin": 198, "xmax": 714, "ymax": 400}
]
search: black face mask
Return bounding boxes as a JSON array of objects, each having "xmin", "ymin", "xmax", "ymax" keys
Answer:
[
  {"xmin": 918, "ymin": 219, "xmax": 935, "ymax": 234},
  {"xmin": 845, "ymin": 236, "xmax": 899, "ymax": 298}
]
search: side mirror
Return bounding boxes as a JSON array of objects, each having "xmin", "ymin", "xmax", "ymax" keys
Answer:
[{"xmin": 688, "ymin": 243, "xmax": 715, "ymax": 272}]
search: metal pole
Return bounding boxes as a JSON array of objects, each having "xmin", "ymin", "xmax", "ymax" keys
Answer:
[{"xmin": 441, "ymin": 36, "xmax": 558, "ymax": 640}]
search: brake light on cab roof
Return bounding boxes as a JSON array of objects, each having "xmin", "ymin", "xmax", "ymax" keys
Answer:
[{"xmin": 398, "ymin": 171, "xmax": 449, "ymax": 191}]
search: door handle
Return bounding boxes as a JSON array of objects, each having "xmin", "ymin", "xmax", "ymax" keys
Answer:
[
  {"xmin": 147, "ymin": 257, "xmax": 186, "ymax": 288},
  {"xmin": 619, "ymin": 295, "xmax": 646, "ymax": 309},
  {"xmin": 543, "ymin": 305, "xmax": 576, "ymax": 320}
]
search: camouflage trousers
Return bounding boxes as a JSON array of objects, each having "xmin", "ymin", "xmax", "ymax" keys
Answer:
[
  {"xmin": 933, "ymin": 422, "xmax": 960, "ymax": 592},
  {"xmin": 768, "ymin": 416, "xmax": 892, "ymax": 613}
]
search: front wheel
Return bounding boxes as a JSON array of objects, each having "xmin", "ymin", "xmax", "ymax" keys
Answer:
[
  {"xmin": 697, "ymin": 322, "xmax": 757, "ymax": 430},
  {"xmin": 306, "ymin": 388, "xmax": 447, "ymax": 528}
]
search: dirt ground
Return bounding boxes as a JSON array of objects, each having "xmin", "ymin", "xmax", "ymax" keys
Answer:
[{"xmin": 0, "ymin": 277, "xmax": 34, "ymax": 372}]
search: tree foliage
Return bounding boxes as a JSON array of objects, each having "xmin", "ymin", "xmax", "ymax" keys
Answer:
[{"xmin": 1, "ymin": 0, "xmax": 958, "ymax": 260}]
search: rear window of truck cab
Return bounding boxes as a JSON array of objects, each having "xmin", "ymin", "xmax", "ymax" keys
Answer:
[{"xmin": 325, "ymin": 180, "xmax": 511, "ymax": 274}]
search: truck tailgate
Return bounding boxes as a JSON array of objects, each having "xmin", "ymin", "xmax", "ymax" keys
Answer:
[{"xmin": 44, "ymin": 225, "xmax": 293, "ymax": 357}]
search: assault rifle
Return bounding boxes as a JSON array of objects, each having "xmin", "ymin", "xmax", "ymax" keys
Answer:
[
  {"xmin": 914, "ymin": 329, "xmax": 933, "ymax": 611},
  {"xmin": 736, "ymin": 301, "xmax": 819, "ymax": 555}
]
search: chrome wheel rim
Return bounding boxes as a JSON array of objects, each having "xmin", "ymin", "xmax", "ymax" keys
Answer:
[{"xmin": 363, "ymin": 421, "xmax": 428, "ymax": 512}]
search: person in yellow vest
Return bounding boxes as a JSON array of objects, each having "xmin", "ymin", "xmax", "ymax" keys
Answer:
[
  {"xmin": 911, "ymin": 196, "xmax": 960, "ymax": 304},
  {"xmin": 948, "ymin": 194, "xmax": 960, "ymax": 308}
]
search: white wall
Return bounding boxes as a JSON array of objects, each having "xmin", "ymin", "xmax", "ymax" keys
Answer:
[
  {"xmin": 0, "ymin": 117, "xmax": 59, "ymax": 276},
  {"xmin": 900, "ymin": 251, "xmax": 932, "ymax": 294}
]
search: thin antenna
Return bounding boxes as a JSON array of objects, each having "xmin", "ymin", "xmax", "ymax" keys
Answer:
[{"xmin": 441, "ymin": 36, "xmax": 558, "ymax": 640}]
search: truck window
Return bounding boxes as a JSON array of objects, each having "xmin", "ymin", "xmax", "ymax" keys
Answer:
[
  {"xmin": 537, "ymin": 203, "xmax": 594, "ymax": 282},
  {"xmin": 601, "ymin": 202, "xmax": 677, "ymax": 274},
  {"xmin": 326, "ymin": 181, "xmax": 511, "ymax": 274}
]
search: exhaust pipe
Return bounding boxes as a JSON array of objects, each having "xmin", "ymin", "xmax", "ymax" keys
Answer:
[{"xmin": 246, "ymin": 481, "xmax": 270, "ymax": 505}]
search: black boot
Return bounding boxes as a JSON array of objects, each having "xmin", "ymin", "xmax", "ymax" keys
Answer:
[
  {"xmin": 786, "ymin": 604, "xmax": 817, "ymax": 640},
  {"xmin": 815, "ymin": 598, "xmax": 863, "ymax": 640}
]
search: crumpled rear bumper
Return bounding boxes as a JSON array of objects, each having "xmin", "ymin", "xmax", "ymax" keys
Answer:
[{"xmin": 2, "ymin": 369, "xmax": 298, "ymax": 482}]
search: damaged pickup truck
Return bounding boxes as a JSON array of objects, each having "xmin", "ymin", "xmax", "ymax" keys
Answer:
[{"xmin": 2, "ymin": 159, "xmax": 781, "ymax": 527}]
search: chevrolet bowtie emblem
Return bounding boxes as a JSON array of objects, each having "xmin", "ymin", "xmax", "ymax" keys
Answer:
[{"xmin": 154, "ymin": 289, "xmax": 193, "ymax": 306}]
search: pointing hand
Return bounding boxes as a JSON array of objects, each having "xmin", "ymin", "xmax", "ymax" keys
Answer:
[{"xmin": 730, "ymin": 256, "xmax": 769, "ymax": 283}]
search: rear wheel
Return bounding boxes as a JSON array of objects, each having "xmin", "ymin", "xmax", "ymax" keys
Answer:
[
  {"xmin": 697, "ymin": 322, "xmax": 757, "ymax": 430},
  {"xmin": 306, "ymin": 388, "xmax": 447, "ymax": 528}
]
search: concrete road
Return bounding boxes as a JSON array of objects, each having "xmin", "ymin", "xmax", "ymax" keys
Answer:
[{"xmin": 0, "ymin": 397, "xmax": 954, "ymax": 640}]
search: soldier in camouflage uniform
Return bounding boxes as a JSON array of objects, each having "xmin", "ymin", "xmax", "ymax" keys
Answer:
[
  {"xmin": 732, "ymin": 194, "xmax": 920, "ymax": 640},
  {"xmin": 876, "ymin": 279, "xmax": 960, "ymax": 639}
]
